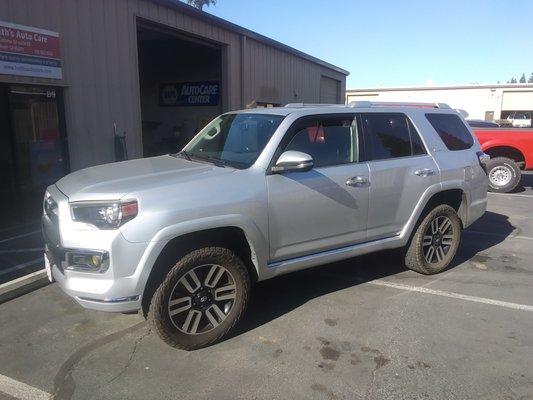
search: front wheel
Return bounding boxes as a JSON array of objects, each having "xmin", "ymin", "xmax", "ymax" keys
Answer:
[
  {"xmin": 404, "ymin": 205, "xmax": 462, "ymax": 275},
  {"xmin": 486, "ymin": 157, "xmax": 521, "ymax": 193},
  {"xmin": 148, "ymin": 247, "xmax": 250, "ymax": 350}
]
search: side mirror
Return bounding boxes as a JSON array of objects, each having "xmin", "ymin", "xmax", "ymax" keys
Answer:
[{"xmin": 271, "ymin": 151, "xmax": 314, "ymax": 173}]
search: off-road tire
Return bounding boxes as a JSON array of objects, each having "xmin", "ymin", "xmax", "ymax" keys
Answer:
[
  {"xmin": 404, "ymin": 205, "xmax": 461, "ymax": 275},
  {"xmin": 148, "ymin": 247, "xmax": 250, "ymax": 350},
  {"xmin": 486, "ymin": 157, "xmax": 521, "ymax": 193}
]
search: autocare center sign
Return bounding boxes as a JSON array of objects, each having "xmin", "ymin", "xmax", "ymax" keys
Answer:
[
  {"xmin": 160, "ymin": 81, "xmax": 220, "ymax": 106},
  {"xmin": 0, "ymin": 20, "xmax": 62, "ymax": 79}
]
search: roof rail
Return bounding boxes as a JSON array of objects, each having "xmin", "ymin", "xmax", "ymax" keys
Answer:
[
  {"xmin": 284, "ymin": 103, "xmax": 341, "ymax": 108},
  {"xmin": 347, "ymin": 101, "xmax": 451, "ymax": 109}
]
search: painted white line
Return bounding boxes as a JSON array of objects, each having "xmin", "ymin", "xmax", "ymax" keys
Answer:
[
  {"xmin": 0, "ymin": 373, "xmax": 51, "ymax": 400},
  {"xmin": 488, "ymin": 192, "xmax": 533, "ymax": 198},
  {"xmin": 369, "ymin": 280, "xmax": 533, "ymax": 312},
  {"xmin": 0, "ymin": 269, "xmax": 47, "ymax": 290},
  {"xmin": 0, "ymin": 259, "xmax": 42, "ymax": 276},
  {"xmin": 464, "ymin": 230, "xmax": 533, "ymax": 241},
  {"xmin": 0, "ymin": 230, "xmax": 40, "ymax": 244},
  {"xmin": 0, "ymin": 248, "xmax": 44, "ymax": 254}
]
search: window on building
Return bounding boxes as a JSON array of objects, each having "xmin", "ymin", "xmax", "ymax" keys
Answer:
[
  {"xmin": 425, "ymin": 113, "xmax": 473, "ymax": 151},
  {"xmin": 361, "ymin": 113, "xmax": 426, "ymax": 160},
  {"xmin": 285, "ymin": 116, "xmax": 357, "ymax": 167}
]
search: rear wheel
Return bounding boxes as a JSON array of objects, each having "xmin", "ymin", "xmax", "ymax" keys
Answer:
[
  {"xmin": 148, "ymin": 247, "xmax": 250, "ymax": 350},
  {"xmin": 404, "ymin": 205, "xmax": 461, "ymax": 275},
  {"xmin": 486, "ymin": 157, "xmax": 521, "ymax": 193}
]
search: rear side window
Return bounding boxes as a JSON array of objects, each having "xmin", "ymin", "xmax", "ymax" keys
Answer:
[
  {"xmin": 361, "ymin": 113, "xmax": 427, "ymax": 161},
  {"xmin": 426, "ymin": 113, "xmax": 473, "ymax": 151}
]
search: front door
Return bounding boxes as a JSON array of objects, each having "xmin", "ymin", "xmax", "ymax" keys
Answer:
[
  {"xmin": 361, "ymin": 112, "xmax": 440, "ymax": 240},
  {"xmin": 267, "ymin": 114, "xmax": 369, "ymax": 262}
]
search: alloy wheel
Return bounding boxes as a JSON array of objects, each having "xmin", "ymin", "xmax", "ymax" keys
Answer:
[
  {"xmin": 422, "ymin": 216, "xmax": 455, "ymax": 264},
  {"xmin": 168, "ymin": 264, "xmax": 237, "ymax": 335}
]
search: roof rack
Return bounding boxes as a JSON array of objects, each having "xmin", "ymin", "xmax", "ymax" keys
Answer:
[
  {"xmin": 284, "ymin": 103, "xmax": 341, "ymax": 108},
  {"xmin": 347, "ymin": 101, "xmax": 451, "ymax": 109}
]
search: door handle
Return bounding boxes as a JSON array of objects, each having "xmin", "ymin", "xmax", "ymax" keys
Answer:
[
  {"xmin": 346, "ymin": 176, "xmax": 370, "ymax": 187},
  {"xmin": 414, "ymin": 168, "xmax": 435, "ymax": 177}
]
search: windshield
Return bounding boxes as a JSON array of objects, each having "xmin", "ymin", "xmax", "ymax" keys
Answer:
[{"xmin": 181, "ymin": 113, "xmax": 284, "ymax": 169}]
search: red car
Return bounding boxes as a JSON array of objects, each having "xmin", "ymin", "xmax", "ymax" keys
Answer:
[{"xmin": 473, "ymin": 127, "xmax": 533, "ymax": 192}]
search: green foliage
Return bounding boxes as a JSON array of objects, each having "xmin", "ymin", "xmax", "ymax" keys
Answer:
[
  {"xmin": 528, "ymin": 73, "xmax": 533, "ymax": 83},
  {"xmin": 519, "ymin": 73, "xmax": 526, "ymax": 83},
  {"xmin": 186, "ymin": 0, "xmax": 216, "ymax": 10}
]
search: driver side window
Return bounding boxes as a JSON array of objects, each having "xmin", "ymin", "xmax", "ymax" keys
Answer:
[{"xmin": 284, "ymin": 116, "xmax": 358, "ymax": 168}]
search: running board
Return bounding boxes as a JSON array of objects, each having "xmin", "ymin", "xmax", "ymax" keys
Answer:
[{"xmin": 265, "ymin": 235, "xmax": 402, "ymax": 278}]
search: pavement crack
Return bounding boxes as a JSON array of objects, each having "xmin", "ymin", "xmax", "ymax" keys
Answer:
[
  {"xmin": 106, "ymin": 327, "xmax": 151, "ymax": 385},
  {"xmin": 51, "ymin": 321, "xmax": 146, "ymax": 400}
]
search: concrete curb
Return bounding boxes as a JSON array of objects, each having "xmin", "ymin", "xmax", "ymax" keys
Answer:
[{"xmin": 0, "ymin": 269, "xmax": 50, "ymax": 304}]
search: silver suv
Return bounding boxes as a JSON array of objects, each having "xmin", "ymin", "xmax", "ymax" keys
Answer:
[{"xmin": 42, "ymin": 102, "xmax": 488, "ymax": 349}]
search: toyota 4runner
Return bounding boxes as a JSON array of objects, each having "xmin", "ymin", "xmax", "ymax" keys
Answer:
[{"xmin": 42, "ymin": 102, "xmax": 488, "ymax": 349}]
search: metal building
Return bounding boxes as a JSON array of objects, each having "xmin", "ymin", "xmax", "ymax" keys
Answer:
[
  {"xmin": 346, "ymin": 84, "xmax": 533, "ymax": 122},
  {"xmin": 0, "ymin": 0, "xmax": 348, "ymax": 227}
]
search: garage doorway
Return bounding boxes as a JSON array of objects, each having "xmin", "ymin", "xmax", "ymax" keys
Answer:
[
  {"xmin": 320, "ymin": 75, "xmax": 341, "ymax": 104},
  {"xmin": 137, "ymin": 21, "xmax": 224, "ymax": 157}
]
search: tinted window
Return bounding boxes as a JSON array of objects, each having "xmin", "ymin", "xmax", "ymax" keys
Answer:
[
  {"xmin": 426, "ymin": 113, "xmax": 473, "ymax": 151},
  {"xmin": 285, "ymin": 116, "xmax": 357, "ymax": 167},
  {"xmin": 362, "ymin": 113, "xmax": 425, "ymax": 160},
  {"xmin": 408, "ymin": 119, "xmax": 426, "ymax": 155}
]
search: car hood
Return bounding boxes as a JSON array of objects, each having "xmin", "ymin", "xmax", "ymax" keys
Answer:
[{"xmin": 55, "ymin": 155, "xmax": 235, "ymax": 202}]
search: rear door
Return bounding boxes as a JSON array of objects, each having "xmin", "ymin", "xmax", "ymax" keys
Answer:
[
  {"xmin": 361, "ymin": 112, "xmax": 439, "ymax": 240},
  {"xmin": 266, "ymin": 114, "xmax": 370, "ymax": 262}
]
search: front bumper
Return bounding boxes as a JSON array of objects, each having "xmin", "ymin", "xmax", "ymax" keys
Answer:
[{"xmin": 42, "ymin": 185, "xmax": 148, "ymax": 313}]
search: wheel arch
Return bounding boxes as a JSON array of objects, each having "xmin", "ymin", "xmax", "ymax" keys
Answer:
[
  {"xmin": 483, "ymin": 145, "xmax": 526, "ymax": 169},
  {"xmin": 402, "ymin": 185, "xmax": 468, "ymax": 245},
  {"xmin": 139, "ymin": 222, "xmax": 264, "ymax": 317}
]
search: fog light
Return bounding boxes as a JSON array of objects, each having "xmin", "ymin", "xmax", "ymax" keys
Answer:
[{"xmin": 66, "ymin": 251, "xmax": 109, "ymax": 273}]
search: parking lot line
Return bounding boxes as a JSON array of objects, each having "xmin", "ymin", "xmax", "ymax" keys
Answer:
[
  {"xmin": 0, "ymin": 373, "xmax": 51, "ymax": 400},
  {"xmin": 369, "ymin": 280, "xmax": 533, "ymax": 312},
  {"xmin": 0, "ymin": 258, "xmax": 42, "ymax": 277},
  {"xmin": 0, "ymin": 230, "xmax": 41, "ymax": 244}
]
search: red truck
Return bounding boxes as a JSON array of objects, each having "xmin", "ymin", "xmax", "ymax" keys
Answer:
[{"xmin": 473, "ymin": 127, "xmax": 533, "ymax": 193}]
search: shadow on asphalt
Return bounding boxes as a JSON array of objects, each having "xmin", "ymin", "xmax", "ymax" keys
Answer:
[
  {"xmin": 511, "ymin": 171, "xmax": 533, "ymax": 193},
  {"xmin": 234, "ymin": 210, "xmax": 515, "ymax": 337}
]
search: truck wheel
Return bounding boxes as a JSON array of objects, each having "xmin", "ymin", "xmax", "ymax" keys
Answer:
[
  {"xmin": 404, "ymin": 205, "xmax": 461, "ymax": 275},
  {"xmin": 486, "ymin": 157, "xmax": 521, "ymax": 193},
  {"xmin": 149, "ymin": 247, "xmax": 250, "ymax": 350}
]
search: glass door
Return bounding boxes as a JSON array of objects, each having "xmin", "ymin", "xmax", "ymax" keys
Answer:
[{"xmin": 0, "ymin": 84, "xmax": 68, "ymax": 228}]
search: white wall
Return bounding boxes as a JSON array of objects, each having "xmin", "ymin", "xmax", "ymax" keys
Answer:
[{"xmin": 346, "ymin": 87, "xmax": 533, "ymax": 120}]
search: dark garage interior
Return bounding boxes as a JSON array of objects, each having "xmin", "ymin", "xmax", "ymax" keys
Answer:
[{"xmin": 137, "ymin": 22, "xmax": 223, "ymax": 157}]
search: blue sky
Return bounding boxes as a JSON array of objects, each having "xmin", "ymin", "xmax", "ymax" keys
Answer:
[{"xmin": 205, "ymin": 0, "xmax": 533, "ymax": 88}]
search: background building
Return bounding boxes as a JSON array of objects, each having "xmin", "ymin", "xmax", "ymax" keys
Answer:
[
  {"xmin": 0, "ymin": 0, "xmax": 348, "ymax": 228},
  {"xmin": 346, "ymin": 84, "xmax": 533, "ymax": 121}
]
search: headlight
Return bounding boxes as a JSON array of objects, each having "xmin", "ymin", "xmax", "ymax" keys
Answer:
[{"xmin": 70, "ymin": 200, "xmax": 138, "ymax": 229}]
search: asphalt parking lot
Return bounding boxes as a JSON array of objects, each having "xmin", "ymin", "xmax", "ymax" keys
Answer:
[{"xmin": 0, "ymin": 172, "xmax": 532, "ymax": 400}]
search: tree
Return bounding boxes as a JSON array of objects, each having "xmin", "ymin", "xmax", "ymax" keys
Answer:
[
  {"xmin": 528, "ymin": 73, "xmax": 533, "ymax": 83},
  {"xmin": 186, "ymin": 0, "xmax": 216, "ymax": 10},
  {"xmin": 510, "ymin": 77, "xmax": 517, "ymax": 84},
  {"xmin": 519, "ymin": 73, "xmax": 526, "ymax": 83}
]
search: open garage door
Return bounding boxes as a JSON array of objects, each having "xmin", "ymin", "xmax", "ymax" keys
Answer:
[
  {"xmin": 502, "ymin": 91, "xmax": 533, "ymax": 111},
  {"xmin": 320, "ymin": 76, "xmax": 340, "ymax": 104},
  {"xmin": 137, "ymin": 21, "xmax": 223, "ymax": 157}
]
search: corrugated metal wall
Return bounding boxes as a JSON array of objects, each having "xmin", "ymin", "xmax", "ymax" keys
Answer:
[{"xmin": 0, "ymin": 0, "xmax": 347, "ymax": 171}]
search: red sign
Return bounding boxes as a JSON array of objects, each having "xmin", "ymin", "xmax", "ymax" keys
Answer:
[{"xmin": 0, "ymin": 21, "xmax": 60, "ymax": 59}]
